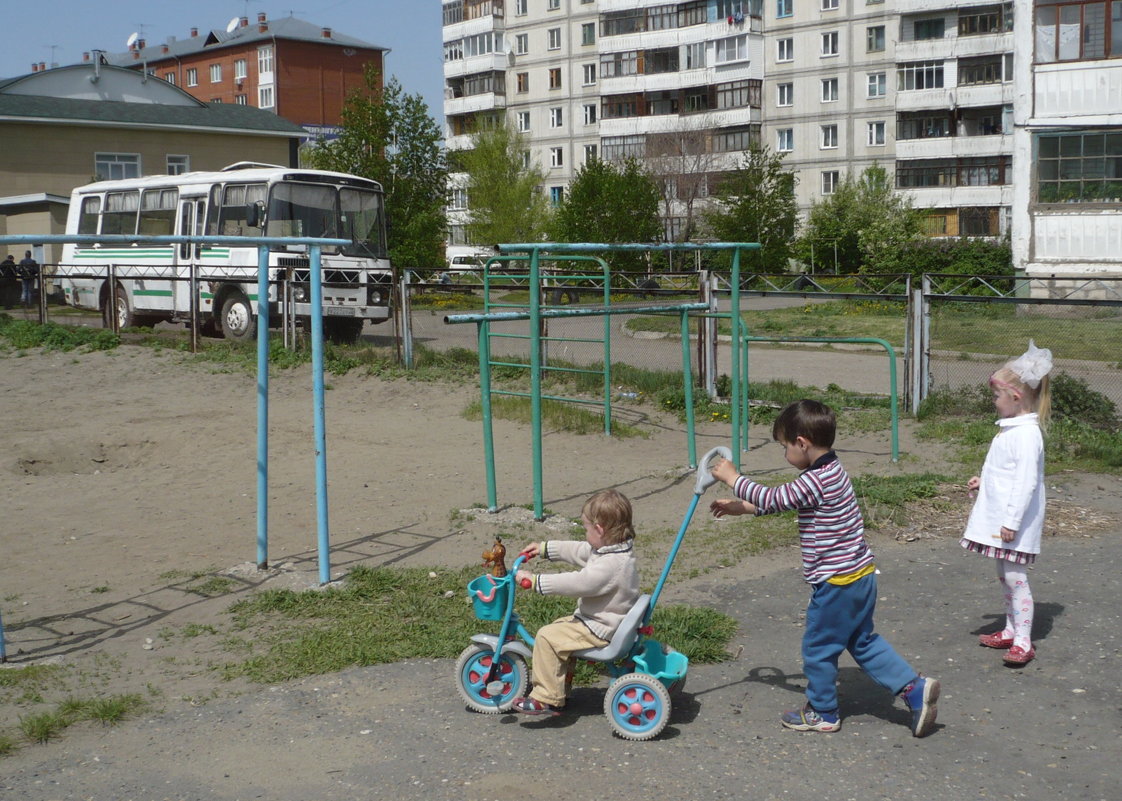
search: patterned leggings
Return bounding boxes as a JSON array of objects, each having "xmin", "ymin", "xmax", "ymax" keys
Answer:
[{"xmin": 996, "ymin": 560, "xmax": 1034, "ymax": 649}]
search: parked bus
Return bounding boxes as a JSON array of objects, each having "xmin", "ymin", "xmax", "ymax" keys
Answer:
[{"xmin": 56, "ymin": 162, "xmax": 393, "ymax": 343}]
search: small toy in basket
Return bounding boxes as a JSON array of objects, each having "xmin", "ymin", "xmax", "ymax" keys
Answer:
[{"xmin": 481, "ymin": 537, "xmax": 507, "ymax": 577}]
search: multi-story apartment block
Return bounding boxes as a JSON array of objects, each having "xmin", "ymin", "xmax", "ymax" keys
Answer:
[
  {"xmin": 443, "ymin": 0, "xmax": 764, "ymax": 244},
  {"xmin": 1011, "ymin": 0, "xmax": 1122, "ymax": 278},
  {"xmin": 443, "ymin": 0, "xmax": 1118, "ymax": 279},
  {"xmin": 110, "ymin": 13, "xmax": 386, "ymax": 138}
]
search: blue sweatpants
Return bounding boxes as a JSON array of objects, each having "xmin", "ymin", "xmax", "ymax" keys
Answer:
[{"xmin": 802, "ymin": 573, "xmax": 917, "ymax": 713}]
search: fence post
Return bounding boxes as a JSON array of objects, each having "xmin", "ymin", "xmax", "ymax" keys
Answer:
[
  {"xmin": 400, "ymin": 269, "xmax": 414, "ymax": 369},
  {"xmin": 107, "ymin": 264, "xmax": 119, "ymax": 333},
  {"xmin": 189, "ymin": 262, "xmax": 199, "ymax": 354}
]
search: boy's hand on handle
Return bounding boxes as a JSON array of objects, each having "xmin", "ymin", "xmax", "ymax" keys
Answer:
[
  {"xmin": 999, "ymin": 526, "xmax": 1016, "ymax": 543},
  {"xmin": 710, "ymin": 457, "xmax": 740, "ymax": 488},
  {"xmin": 710, "ymin": 498, "xmax": 755, "ymax": 518},
  {"xmin": 519, "ymin": 542, "xmax": 541, "ymax": 560},
  {"xmin": 515, "ymin": 569, "xmax": 533, "ymax": 589}
]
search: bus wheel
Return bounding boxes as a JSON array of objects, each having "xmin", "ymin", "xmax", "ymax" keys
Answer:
[
  {"xmin": 219, "ymin": 292, "xmax": 257, "ymax": 341},
  {"xmin": 549, "ymin": 287, "xmax": 581, "ymax": 305},
  {"xmin": 324, "ymin": 318, "xmax": 364, "ymax": 345},
  {"xmin": 102, "ymin": 285, "xmax": 133, "ymax": 329}
]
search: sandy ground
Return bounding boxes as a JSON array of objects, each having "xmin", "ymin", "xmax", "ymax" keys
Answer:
[{"xmin": 1, "ymin": 344, "xmax": 1120, "ymax": 800}]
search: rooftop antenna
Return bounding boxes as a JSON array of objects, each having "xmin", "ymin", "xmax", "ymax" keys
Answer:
[
  {"xmin": 46, "ymin": 44, "xmax": 59, "ymax": 69},
  {"xmin": 225, "ymin": 16, "xmax": 240, "ymax": 34}
]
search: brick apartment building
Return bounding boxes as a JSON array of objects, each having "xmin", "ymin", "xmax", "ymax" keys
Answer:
[{"xmin": 105, "ymin": 12, "xmax": 386, "ymax": 137}]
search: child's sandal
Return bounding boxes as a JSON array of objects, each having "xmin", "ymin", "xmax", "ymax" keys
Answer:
[{"xmin": 512, "ymin": 696, "xmax": 560, "ymax": 716}]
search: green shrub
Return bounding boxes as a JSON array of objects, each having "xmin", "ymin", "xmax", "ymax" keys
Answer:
[{"xmin": 1050, "ymin": 372, "xmax": 1119, "ymax": 431}]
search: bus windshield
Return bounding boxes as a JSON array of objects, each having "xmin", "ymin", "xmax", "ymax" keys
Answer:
[
  {"xmin": 266, "ymin": 182, "xmax": 338, "ymax": 242},
  {"xmin": 339, "ymin": 188, "xmax": 387, "ymax": 258}
]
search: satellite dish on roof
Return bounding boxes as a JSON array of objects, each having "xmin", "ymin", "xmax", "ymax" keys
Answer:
[
  {"xmin": 226, "ymin": 17, "xmax": 240, "ymax": 34},
  {"xmin": 126, "ymin": 31, "xmax": 140, "ymax": 49}
]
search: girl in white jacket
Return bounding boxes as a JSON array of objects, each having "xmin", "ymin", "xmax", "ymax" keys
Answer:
[{"xmin": 962, "ymin": 341, "xmax": 1053, "ymax": 666}]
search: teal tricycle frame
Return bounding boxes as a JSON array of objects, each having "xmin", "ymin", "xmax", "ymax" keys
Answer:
[{"xmin": 456, "ymin": 446, "xmax": 731, "ymax": 740}]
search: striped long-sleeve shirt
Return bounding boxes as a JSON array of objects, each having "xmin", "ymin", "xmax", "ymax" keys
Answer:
[{"xmin": 731, "ymin": 451, "xmax": 873, "ymax": 584}]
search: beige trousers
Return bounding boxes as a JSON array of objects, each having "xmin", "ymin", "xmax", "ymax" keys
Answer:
[{"xmin": 528, "ymin": 616, "xmax": 609, "ymax": 707}]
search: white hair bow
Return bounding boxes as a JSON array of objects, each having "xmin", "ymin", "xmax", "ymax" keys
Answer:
[{"xmin": 1010, "ymin": 340, "xmax": 1053, "ymax": 388}]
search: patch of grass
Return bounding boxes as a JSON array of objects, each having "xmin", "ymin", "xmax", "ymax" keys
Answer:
[
  {"xmin": 852, "ymin": 473, "xmax": 951, "ymax": 528},
  {"xmin": 185, "ymin": 577, "xmax": 236, "ymax": 597},
  {"xmin": 18, "ymin": 711, "xmax": 67, "ymax": 744},
  {"xmin": 0, "ymin": 733, "xmax": 15, "ymax": 756},
  {"xmin": 84, "ymin": 694, "xmax": 145, "ymax": 725},
  {"xmin": 0, "ymin": 316, "xmax": 120, "ymax": 352},
  {"xmin": 180, "ymin": 623, "xmax": 219, "ymax": 639},
  {"xmin": 463, "ymin": 395, "xmax": 648, "ymax": 438},
  {"xmin": 0, "ymin": 664, "xmax": 64, "ymax": 695},
  {"xmin": 224, "ymin": 564, "xmax": 737, "ymax": 685}
]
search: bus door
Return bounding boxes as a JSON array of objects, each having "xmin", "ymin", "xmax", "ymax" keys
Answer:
[{"xmin": 176, "ymin": 196, "xmax": 206, "ymax": 315}]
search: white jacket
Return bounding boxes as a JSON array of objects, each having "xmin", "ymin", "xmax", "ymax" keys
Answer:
[{"xmin": 963, "ymin": 414, "xmax": 1046, "ymax": 554}]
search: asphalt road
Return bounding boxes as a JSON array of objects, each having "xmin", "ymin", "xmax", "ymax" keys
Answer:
[{"xmin": 3, "ymin": 524, "xmax": 1116, "ymax": 801}]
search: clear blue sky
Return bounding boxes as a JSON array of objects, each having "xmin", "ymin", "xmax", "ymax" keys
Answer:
[{"xmin": 1, "ymin": 1, "xmax": 445, "ymax": 124}]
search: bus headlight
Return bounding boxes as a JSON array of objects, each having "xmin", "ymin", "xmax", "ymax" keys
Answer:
[
  {"xmin": 367, "ymin": 288, "xmax": 385, "ymax": 305},
  {"xmin": 292, "ymin": 285, "xmax": 308, "ymax": 302}
]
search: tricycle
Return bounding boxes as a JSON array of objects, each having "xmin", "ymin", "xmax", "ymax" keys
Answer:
[{"xmin": 455, "ymin": 446, "xmax": 731, "ymax": 740}]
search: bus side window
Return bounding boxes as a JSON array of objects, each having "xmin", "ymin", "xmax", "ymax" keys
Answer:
[
  {"xmin": 103, "ymin": 191, "xmax": 139, "ymax": 236},
  {"xmin": 78, "ymin": 196, "xmax": 101, "ymax": 236}
]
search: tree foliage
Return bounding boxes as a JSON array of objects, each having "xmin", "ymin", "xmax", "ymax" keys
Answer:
[
  {"xmin": 549, "ymin": 158, "xmax": 662, "ymax": 271},
  {"xmin": 645, "ymin": 121, "xmax": 723, "ymax": 243},
  {"xmin": 795, "ymin": 164, "xmax": 921, "ymax": 274},
  {"xmin": 305, "ymin": 69, "xmax": 448, "ymax": 269},
  {"xmin": 703, "ymin": 145, "xmax": 799, "ymax": 272},
  {"xmin": 458, "ymin": 118, "xmax": 551, "ymax": 246}
]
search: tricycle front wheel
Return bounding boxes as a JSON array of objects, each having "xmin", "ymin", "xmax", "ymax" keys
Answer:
[{"xmin": 455, "ymin": 644, "xmax": 528, "ymax": 714}]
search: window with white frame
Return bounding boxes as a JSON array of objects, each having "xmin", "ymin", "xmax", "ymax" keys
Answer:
[
  {"xmin": 777, "ymin": 38, "xmax": 793, "ymax": 62},
  {"xmin": 450, "ymin": 188, "xmax": 468, "ymax": 210},
  {"xmin": 210, "ymin": 63, "xmax": 222, "ymax": 83},
  {"xmin": 515, "ymin": 33, "xmax": 528, "ymax": 54},
  {"xmin": 822, "ymin": 171, "xmax": 839, "ymax": 194},
  {"xmin": 584, "ymin": 143, "xmax": 598, "ymax": 162},
  {"xmin": 164, "ymin": 72, "xmax": 176, "ymax": 85},
  {"xmin": 95, "ymin": 153, "xmax": 140, "ymax": 181},
  {"xmin": 550, "ymin": 147, "xmax": 564, "ymax": 168},
  {"xmin": 550, "ymin": 186, "xmax": 564, "ymax": 205},
  {"xmin": 258, "ymin": 46, "xmax": 273, "ymax": 74},
  {"xmin": 550, "ymin": 107, "xmax": 563, "ymax": 128},
  {"xmin": 234, "ymin": 59, "xmax": 247, "ymax": 80},
  {"xmin": 166, "ymin": 155, "xmax": 190, "ymax": 175},
  {"xmin": 777, "ymin": 128, "xmax": 794, "ymax": 152},
  {"xmin": 867, "ymin": 121, "xmax": 886, "ymax": 146},
  {"xmin": 821, "ymin": 31, "xmax": 839, "ymax": 56},
  {"xmin": 234, "ymin": 94, "xmax": 247, "ymax": 105},
  {"xmin": 584, "ymin": 103, "xmax": 597, "ymax": 124},
  {"xmin": 521, "ymin": 151, "xmax": 531, "ymax": 169},
  {"xmin": 515, "ymin": 0, "xmax": 527, "ymax": 14},
  {"xmin": 867, "ymin": 72, "xmax": 887, "ymax": 97},
  {"xmin": 777, "ymin": 0, "xmax": 792, "ymax": 17},
  {"xmin": 517, "ymin": 111, "xmax": 531, "ymax": 132},
  {"xmin": 582, "ymin": 22, "xmax": 595, "ymax": 45},
  {"xmin": 821, "ymin": 124, "xmax": 838, "ymax": 148},
  {"xmin": 548, "ymin": 0, "xmax": 560, "ymax": 8},
  {"xmin": 517, "ymin": 72, "xmax": 528, "ymax": 92},
  {"xmin": 715, "ymin": 35, "xmax": 748, "ymax": 64},
  {"xmin": 822, "ymin": 0, "xmax": 838, "ymax": 9},
  {"xmin": 258, "ymin": 85, "xmax": 274, "ymax": 108},
  {"xmin": 549, "ymin": 68, "xmax": 562, "ymax": 89},
  {"xmin": 777, "ymin": 82, "xmax": 793, "ymax": 106},
  {"xmin": 685, "ymin": 42, "xmax": 706, "ymax": 69},
  {"xmin": 821, "ymin": 78, "xmax": 838, "ymax": 102},
  {"xmin": 897, "ymin": 61, "xmax": 944, "ymax": 90},
  {"xmin": 548, "ymin": 28, "xmax": 561, "ymax": 50},
  {"xmin": 583, "ymin": 64, "xmax": 596, "ymax": 85},
  {"xmin": 186, "ymin": 67, "xmax": 198, "ymax": 86}
]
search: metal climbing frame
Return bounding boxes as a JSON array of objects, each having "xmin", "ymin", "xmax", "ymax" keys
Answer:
[{"xmin": 445, "ymin": 241, "xmax": 759, "ymax": 520}]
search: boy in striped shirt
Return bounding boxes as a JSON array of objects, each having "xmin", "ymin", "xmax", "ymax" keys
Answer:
[{"xmin": 710, "ymin": 399, "xmax": 939, "ymax": 737}]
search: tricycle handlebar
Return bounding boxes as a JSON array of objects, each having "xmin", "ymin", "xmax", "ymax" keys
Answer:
[{"xmin": 695, "ymin": 446, "xmax": 733, "ymax": 495}]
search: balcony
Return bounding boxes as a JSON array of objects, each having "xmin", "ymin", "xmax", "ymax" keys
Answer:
[
  {"xmin": 896, "ymin": 32, "xmax": 1011, "ymax": 63},
  {"xmin": 1033, "ymin": 61, "xmax": 1122, "ymax": 124},
  {"xmin": 445, "ymin": 92, "xmax": 505, "ymax": 116},
  {"xmin": 901, "ymin": 185, "xmax": 1012, "ymax": 210}
]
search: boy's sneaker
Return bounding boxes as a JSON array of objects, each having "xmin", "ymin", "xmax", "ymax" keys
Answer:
[
  {"xmin": 899, "ymin": 675, "xmax": 940, "ymax": 737},
  {"xmin": 780, "ymin": 704, "xmax": 841, "ymax": 732}
]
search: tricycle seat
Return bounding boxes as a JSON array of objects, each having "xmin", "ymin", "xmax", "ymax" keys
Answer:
[{"xmin": 574, "ymin": 594, "xmax": 650, "ymax": 662}]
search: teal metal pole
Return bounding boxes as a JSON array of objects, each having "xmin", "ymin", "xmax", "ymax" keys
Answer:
[
  {"xmin": 478, "ymin": 319, "xmax": 498, "ymax": 511},
  {"xmin": 730, "ymin": 247, "xmax": 743, "ymax": 467},
  {"xmin": 529, "ymin": 247, "xmax": 544, "ymax": 520},
  {"xmin": 310, "ymin": 244, "xmax": 331, "ymax": 584},
  {"xmin": 600, "ymin": 256, "xmax": 612, "ymax": 436},
  {"xmin": 255, "ymin": 245, "xmax": 270, "ymax": 569},
  {"xmin": 681, "ymin": 310, "xmax": 697, "ymax": 467}
]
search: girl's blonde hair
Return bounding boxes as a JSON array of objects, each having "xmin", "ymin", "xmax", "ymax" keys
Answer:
[
  {"xmin": 583, "ymin": 489, "xmax": 636, "ymax": 545},
  {"xmin": 989, "ymin": 365, "xmax": 1052, "ymax": 427}
]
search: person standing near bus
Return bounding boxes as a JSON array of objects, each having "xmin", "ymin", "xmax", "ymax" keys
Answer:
[{"xmin": 18, "ymin": 250, "xmax": 39, "ymax": 308}]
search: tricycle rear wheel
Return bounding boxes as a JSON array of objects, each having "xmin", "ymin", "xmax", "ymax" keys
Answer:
[{"xmin": 604, "ymin": 672, "xmax": 672, "ymax": 740}]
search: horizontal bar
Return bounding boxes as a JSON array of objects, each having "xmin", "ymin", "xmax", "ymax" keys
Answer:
[
  {"xmin": 497, "ymin": 242, "xmax": 760, "ymax": 253},
  {"xmin": 445, "ymin": 302, "xmax": 707, "ymax": 325}
]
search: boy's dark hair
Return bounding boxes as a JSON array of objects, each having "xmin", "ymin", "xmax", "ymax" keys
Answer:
[
  {"xmin": 771, "ymin": 399, "xmax": 836, "ymax": 449},
  {"xmin": 583, "ymin": 489, "xmax": 635, "ymax": 545}
]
